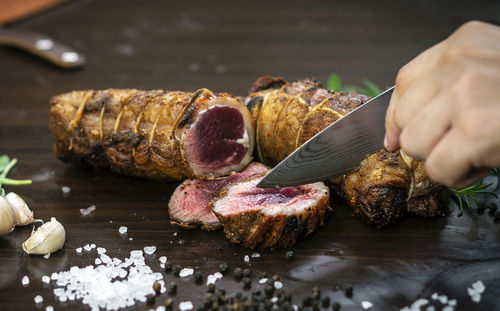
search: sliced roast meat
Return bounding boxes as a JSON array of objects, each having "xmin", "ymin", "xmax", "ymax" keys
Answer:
[
  {"xmin": 168, "ymin": 162, "xmax": 269, "ymax": 230},
  {"xmin": 211, "ymin": 174, "xmax": 330, "ymax": 249}
]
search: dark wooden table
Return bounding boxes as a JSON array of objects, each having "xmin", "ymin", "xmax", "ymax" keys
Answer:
[{"xmin": 1, "ymin": 1, "xmax": 500, "ymax": 310}]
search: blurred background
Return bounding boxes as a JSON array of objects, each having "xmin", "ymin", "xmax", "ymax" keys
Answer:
[{"xmin": 2, "ymin": 0, "xmax": 500, "ymax": 98}]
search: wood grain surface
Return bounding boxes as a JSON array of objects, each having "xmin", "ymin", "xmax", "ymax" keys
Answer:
[{"xmin": 1, "ymin": 1, "xmax": 500, "ymax": 310}]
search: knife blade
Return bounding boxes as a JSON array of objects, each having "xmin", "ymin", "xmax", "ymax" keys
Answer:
[{"xmin": 257, "ymin": 86, "xmax": 394, "ymax": 188}]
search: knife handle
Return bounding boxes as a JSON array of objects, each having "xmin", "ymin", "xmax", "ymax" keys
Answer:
[{"xmin": 0, "ymin": 28, "xmax": 85, "ymax": 69}]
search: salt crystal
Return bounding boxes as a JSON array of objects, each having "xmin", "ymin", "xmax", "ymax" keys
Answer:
[
  {"xmin": 83, "ymin": 244, "xmax": 92, "ymax": 251},
  {"xmin": 144, "ymin": 246, "xmax": 156, "ymax": 255},
  {"xmin": 472, "ymin": 280, "xmax": 485, "ymax": 293},
  {"xmin": 160, "ymin": 263, "xmax": 165, "ymax": 269},
  {"xmin": 274, "ymin": 281, "xmax": 283, "ymax": 289},
  {"xmin": 179, "ymin": 268, "xmax": 194, "ymax": 278},
  {"xmin": 448, "ymin": 299, "xmax": 457, "ymax": 306},
  {"xmin": 97, "ymin": 247, "xmax": 106, "ymax": 254},
  {"xmin": 442, "ymin": 306, "xmax": 454, "ymax": 311},
  {"xmin": 76, "ymin": 247, "xmax": 82, "ymax": 254},
  {"xmin": 292, "ymin": 305, "xmax": 298, "ymax": 311},
  {"xmin": 206, "ymin": 272, "xmax": 223, "ymax": 285},
  {"xmin": 471, "ymin": 293, "xmax": 481, "ymax": 303},
  {"xmin": 43, "ymin": 253, "xmax": 50, "ymax": 259},
  {"xmin": 46, "ymin": 306, "xmax": 54, "ymax": 311},
  {"xmin": 259, "ymin": 278, "xmax": 268, "ymax": 284},
  {"xmin": 61, "ymin": 186, "xmax": 71, "ymax": 194},
  {"xmin": 157, "ymin": 306, "xmax": 166, "ymax": 311},
  {"xmin": 251, "ymin": 253, "xmax": 261, "ymax": 258},
  {"xmin": 34, "ymin": 295, "xmax": 43, "ymax": 304},
  {"xmin": 467, "ymin": 287, "xmax": 477, "ymax": 296},
  {"xmin": 431, "ymin": 292, "xmax": 438, "ymax": 300},
  {"xmin": 22, "ymin": 275, "xmax": 29, "ymax": 286},
  {"xmin": 361, "ymin": 301, "xmax": 373, "ymax": 309},
  {"xmin": 173, "ymin": 232, "xmax": 178, "ymax": 236},
  {"xmin": 53, "ymin": 288, "xmax": 64, "ymax": 296},
  {"xmin": 95, "ymin": 258, "xmax": 102, "ymax": 265},
  {"xmin": 159, "ymin": 256, "xmax": 167, "ymax": 263},
  {"xmin": 425, "ymin": 306, "xmax": 435, "ymax": 311},
  {"xmin": 90, "ymin": 243, "xmax": 96, "ymax": 249},
  {"xmin": 42, "ymin": 276, "xmax": 50, "ymax": 284},
  {"xmin": 130, "ymin": 250, "xmax": 143, "ymax": 258},
  {"xmin": 80, "ymin": 205, "xmax": 96, "ymax": 216},
  {"xmin": 119, "ymin": 226, "xmax": 128, "ymax": 234},
  {"xmin": 410, "ymin": 298, "xmax": 428, "ymax": 310},
  {"xmin": 271, "ymin": 297, "xmax": 278, "ymax": 303},
  {"xmin": 400, "ymin": 307, "xmax": 410, "ymax": 311},
  {"xmin": 179, "ymin": 301, "xmax": 193, "ymax": 311},
  {"xmin": 129, "ymin": 237, "xmax": 133, "ymax": 240},
  {"xmin": 59, "ymin": 294, "xmax": 67, "ymax": 302},
  {"xmin": 50, "ymin": 272, "xmax": 59, "ymax": 280},
  {"xmin": 438, "ymin": 295, "xmax": 448, "ymax": 304},
  {"xmin": 244, "ymin": 255, "xmax": 250, "ymax": 263}
]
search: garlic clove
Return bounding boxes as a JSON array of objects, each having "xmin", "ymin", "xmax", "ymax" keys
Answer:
[
  {"xmin": 6, "ymin": 192, "xmax": 34, "ymax": 226},
  {"xmin": 22, "ymin": 217, "xmax": 65, "ymax": 255},
  {"xmin": 0, "ymin": 196, "xmax": 16, "ymax": 236}
]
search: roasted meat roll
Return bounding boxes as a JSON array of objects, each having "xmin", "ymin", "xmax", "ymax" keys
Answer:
[
  {"xmin": 210, "ymin": 174, "xmax": 330, "ymax": 249},
  {"xmin": 246, "ymin": 75, "xmax": 448, "ymax": 227},
  {"xmin": 49, "ymin": 88, "xmax": 254, "ymax": 180}
]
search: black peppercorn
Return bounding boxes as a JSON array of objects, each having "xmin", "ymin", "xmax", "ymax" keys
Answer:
[
  {"xmin": 234, "ymin": 267, "xmax": 243, "ymax": 280},
  {"xmin": 164, "ymin": 262, "xmax": 173, "ymax": 273},
  {"xmin": 264, "ymin": 284, "xmax": 275, "ymax": 297},
  {"xmin": 302, "ymin": 296, "xmax": 314, "ymax": 306},
  {"xmin": 332, "ymin": 302, "xmax": 341, "ymax": 311},
  {"xmin": 207, "ymin": 283, "xmax": 216, "ymax": 293},
  {"xmin": 165, "ymin": 298, "xmax": 173, "ymax": 309},
  {"xmin": 195, "ymin": 271, "xmax": 204, "ymax": 283},
  {"xmin": 321, "ymin": 296, "xmax": 330, "ymax": 307},
  {"xmin": 243, "ymin": 268, "xmax": 251, "ymax": 277},
  {"xmin": 344, "ymin": 286, "xmax": 353, "ymax": 298},
  {"xmin": 173, "ymin": 265, "xmax": 182, "ymax": 276},
  {"xmin": 167, "ymin": 282, "xmax": 177, "ymax": 294},
  {"xmin": 146, "ymin": 294, "xmax": 155, "ymax": 305},
  {"xmin": 243, "ymin": 277, "xmax": 252, "ymax": 289},
  {"xmin": 220, "ymin": 263, "xmax": 230, "ymax": 273},
  {"xmin": 153, "ymin": 281, "xmax": 161, "ymax": 294}
]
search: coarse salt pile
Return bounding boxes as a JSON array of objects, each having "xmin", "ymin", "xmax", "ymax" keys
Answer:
[
  {"xmin": 46, "ymin": 246, "xmax": 163, "ymax": 310},
  {"xmin": 401, "ymin": 292, "xmax": 458, "ymax": 311}
]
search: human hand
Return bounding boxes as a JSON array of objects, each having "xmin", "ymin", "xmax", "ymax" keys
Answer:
[{"xmin": 384, "ymin": 21, "xmax": 500, "ymax": 188}]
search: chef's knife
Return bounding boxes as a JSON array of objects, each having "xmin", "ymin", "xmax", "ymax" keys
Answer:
[{"xmin": 257, "ymin": 86, "xmax": 394, "ymax": 188}]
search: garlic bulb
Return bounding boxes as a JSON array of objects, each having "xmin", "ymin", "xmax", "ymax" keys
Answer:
[
  {"xmin": 5, "ymin": 192, "xmax": 34, "ymax": 226},
  {"xmin": 0, "ymin": 196, "xmax": 16, "ymax": 236},
  {"xmin": 22, "ymin": 217, "xmax": 65, "ymax": 255}
]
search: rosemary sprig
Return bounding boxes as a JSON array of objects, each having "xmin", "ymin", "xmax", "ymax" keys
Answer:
[
  {"xmin": 449, "ymin": 182, "xmax": 497, "ymax": 216},
  {"xmin": 0, "ymin": 155, "xmax": 32, "ymax": 197},
  {"xmin": 327, "ymin": 73, "xmax": 383, "ymax": 97}
]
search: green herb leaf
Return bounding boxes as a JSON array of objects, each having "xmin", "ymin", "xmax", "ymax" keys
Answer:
[
  {"xmin": 0, "ymin": 155, "xmax": 10, "ymax": 173},
  {"xmin": 362, "ymin": 80, "xmax": 383, "ymax": 97},
  {"xmin": 449, "ymin": 181, "xmax": 498, "ymax": 216},
  {"xmin": 327, "ymin": 74, "xmax": 342, "ymax": 91}
]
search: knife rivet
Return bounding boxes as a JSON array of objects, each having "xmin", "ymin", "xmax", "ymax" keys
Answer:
[
  {"xmin": 35, "ymin": 39, "xmax": 54, "ymax": 51},
  {"xmin": 61, "ymin": 51, "xmax": 79, "ymax": 63}
]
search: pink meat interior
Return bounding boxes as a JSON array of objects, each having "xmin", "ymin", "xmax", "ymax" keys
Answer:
[
  {"xmin": 240, "ymin": 187, "xmax": 305, "ymax": 205},
  {"xmin": 186, "ymin": 106, "xmax": 247, "ymax": 170},
  {"xmin": 212, "ymin": 175, "xmax": 322, "ymax": 217}
]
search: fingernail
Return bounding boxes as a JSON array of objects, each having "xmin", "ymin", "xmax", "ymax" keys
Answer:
[{"xmin": 384, "ymin": 134, "xmax": 389, "ymax": 149}]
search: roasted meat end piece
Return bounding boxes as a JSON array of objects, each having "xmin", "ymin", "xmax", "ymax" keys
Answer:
[
  {"xmin": 341, "ymin": 150, "xmax": 410, "ymax": 227},
  {"xmin": 211, "ymin": 174, "xmax": 331, "ymax": 249},
  {"xmin": 49, "ymin": 88, "xmax": 255, "ymax": 181},
  {"xmin": 336, "ymin": 150, "xmax": 449, "ymax": 227},
  {"xmin": 168, "ymin": 162, "xmax": 269, "ymax": 230}
]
